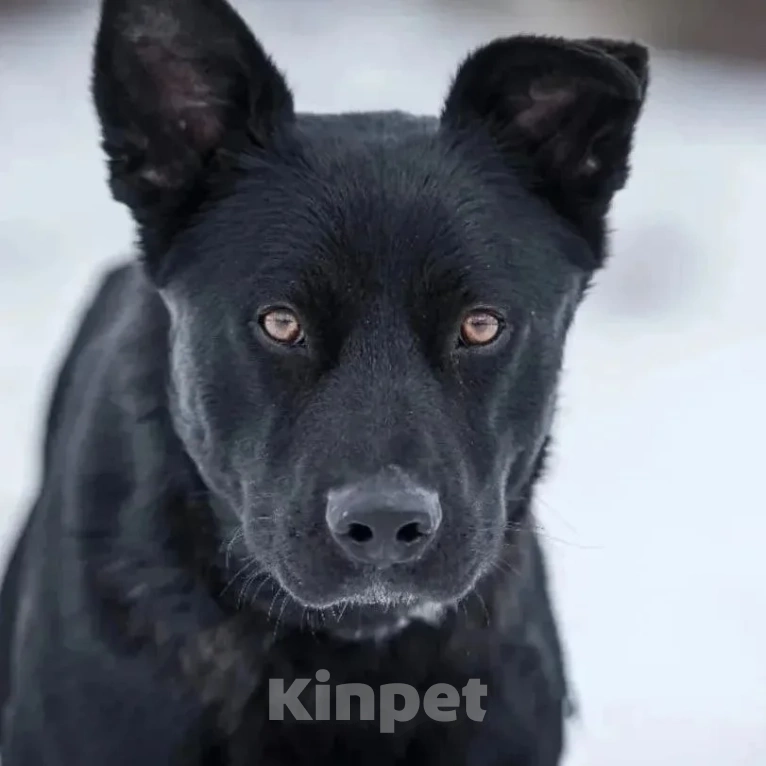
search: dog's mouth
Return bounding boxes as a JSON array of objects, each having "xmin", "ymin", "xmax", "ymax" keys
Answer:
[
  {"xmin": 326, "ymin": 599, "xmax": 448, "ymax": 641},
  {"xmin": 220, "ymin": 514, "xmax": 503, "ymax": 640},
  {"xmin": 230, "ymin": 483, "xmax": 505, "ymax": 631},
  {"xmin": 272, "ymin": 563, "xmax": 438, "ymax": 612},
  {"xmin": 266, "ymin": 549, "xmax": 493, "ymax": 626},
  {"xmin": 220, "ymin": 547, "xmax": 454, "ymax": 639},
  {"xmin": 289, "ymin": 582, "xmax": 452, "ymax": 641}
]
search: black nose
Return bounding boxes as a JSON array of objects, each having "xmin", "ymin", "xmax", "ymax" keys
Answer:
[{"xmin": 326, "ymin": 479, "xmax": 442, "ymax": 565}]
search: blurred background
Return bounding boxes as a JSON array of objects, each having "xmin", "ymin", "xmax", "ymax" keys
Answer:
[{"xmin": 1, "ymin": 1, "xmax": 765, "ymax": 764}]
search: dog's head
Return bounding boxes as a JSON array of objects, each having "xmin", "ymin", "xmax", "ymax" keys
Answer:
[{"xmin": 93, "ymin": 0, "xmax": 647, "ymax": 612}]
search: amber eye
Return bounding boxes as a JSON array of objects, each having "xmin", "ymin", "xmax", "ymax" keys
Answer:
[
  {"xmin": 459, "ymin": 310, "xmax": 503, "ymax": 347},
  {"xmin": 259, "ymin": 307, "xmax": 304, "ymax": 346}
]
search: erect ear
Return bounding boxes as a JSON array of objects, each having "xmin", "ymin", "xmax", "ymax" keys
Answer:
[
  {"xmin": 578, "ymin": 37, "xmax": 649, "ymax": 92},
  {"xmin": 93, "ymin": 0, "xmax": 293, "ymax": 220},
  {"xmin": 441, "ymin": 35, "xmax": 648, "ymax": 207}
]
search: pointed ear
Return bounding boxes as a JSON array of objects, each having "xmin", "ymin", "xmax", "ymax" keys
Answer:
[
  {"xmin": 578, "ymin": 37, "xmax": 649, "ymax": 92},
  {"xmin": 441, "ymin": 35, "xmax": 648, "ymax": 206},
  {"xmin": 93, "ymin": 0, "xmax": 293, "ymax": 218}
]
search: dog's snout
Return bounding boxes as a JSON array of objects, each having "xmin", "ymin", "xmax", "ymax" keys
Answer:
[{"xmin": 326, "ymin": 479, "xmax": 441, "ymax": 566}]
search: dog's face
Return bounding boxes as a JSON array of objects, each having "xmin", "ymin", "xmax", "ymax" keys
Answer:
[
  {"xmin": 154, "ymin": 136, "xmax": 587, "ymax": 610},
  {"xmin": 94, "ymin": 0, "xmax": 647, "ymax": 611}
]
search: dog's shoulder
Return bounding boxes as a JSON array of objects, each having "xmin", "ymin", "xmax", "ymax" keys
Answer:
[
  {"xmin": 2, "ymin": 260, "xmax": 147, "ymax": 634},
  {"xmin": 0, "ymin": 260, "xmax": 230, "ymax": 762},
  {"xmin": 41, "ymin": 262, "xmax": 145, "ymax": 454}
]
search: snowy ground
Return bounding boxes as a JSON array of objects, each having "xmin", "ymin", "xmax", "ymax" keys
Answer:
[{"xmin": 1, "ymin": 1, "xmax": 765, "ymax": 764}]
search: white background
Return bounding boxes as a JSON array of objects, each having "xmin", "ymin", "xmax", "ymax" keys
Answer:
[{"xmin": 1, "ymin": 1, "xmax": 765, "ymax": 763}]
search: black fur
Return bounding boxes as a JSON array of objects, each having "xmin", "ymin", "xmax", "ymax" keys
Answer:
[{"xmin": 0, "ymin": 1, "xmax": 648, "ymax": 763}]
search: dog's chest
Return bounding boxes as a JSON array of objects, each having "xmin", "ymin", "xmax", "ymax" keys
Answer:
[{"xmin": 205, "ymin": 626, "xmax": 563, "ymax": 766}]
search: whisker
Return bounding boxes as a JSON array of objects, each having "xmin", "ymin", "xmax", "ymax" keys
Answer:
[
  {"xmin": 220, "ymin": 527, "xmax": 244, "ymax": 568},
  {"xmin": 220, "ymin": 556, "xmax": 260, "ymax": 600},
  {"xmin": 267, "ymin": 587, "xmax": 282, "ymax": 621},
  {"xmin": 526, "ymin": 522, "xmax": 601, "ymax": 551},
  {"xmin": 534, "ymin": 495, "xmax": 583, "ymax": 536},
  {"xmin": 472, "ymin": 590, "xmax": 490, "ymax": 626},
  {"xmin": 273, "ymin": 593, "xmax": 290, "ymax": 639},
  {"xmin": 237, "ymin": 568, "xmax": 266, "ymax": 609},
  {"xmin": 490, "ymin": 556, "xmax": 520, "ymax": 577},
  {"xmin": 248, "ymin": 572, "xmax": 274, "ymax": 606}
]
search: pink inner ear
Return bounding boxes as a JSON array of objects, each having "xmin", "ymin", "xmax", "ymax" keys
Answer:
[
  {"xmin": 513, "ymin": 81, "xmax": 578, "ymax": 137},
  {"xmin": 513, "ymin": 80, "xmax": 604, "ymax": 178},
  {"xmin": 162, "ymin": 60, "xmax": 226, "ymax": 148},
  {"xmin": 136, "ymin": 42, "xmax": 226, "ymax": 150}
]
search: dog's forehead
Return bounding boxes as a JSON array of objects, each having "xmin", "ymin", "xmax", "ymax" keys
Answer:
[
  {"xmin": 270, "ymin": 144, "xmax": 524, "ymax": 249},
  {"xmin": 181, "ymin": 117, "xmax": 585, "ymax": 313}
]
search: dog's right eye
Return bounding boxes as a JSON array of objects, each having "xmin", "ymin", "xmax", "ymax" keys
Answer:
[
  {"xmin": 258, "ymin": 307, "xmax": 305, "ymax": 347},
  {"xmin": 458, "ymin": 309, "xmax": 504, "ymax": 348}
]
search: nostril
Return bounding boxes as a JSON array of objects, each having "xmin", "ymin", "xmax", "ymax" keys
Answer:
[
  {"xmin": 326, "ymin": 481, "xmax": 441, "ymax": 564},
  {"xmin": 396, "ymin": 521, "xmax": 428, "ymax": 545},
  {"xmin": 346, "ymin": 522, "xmax": 374, "ymax": 543}
]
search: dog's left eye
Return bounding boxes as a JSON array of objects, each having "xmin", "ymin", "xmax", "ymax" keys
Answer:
[
  {"xmin": 458, "ymin": 309, "xmax": 504, "ymax": 348},
  {"xmin": 258, "ymin": 307, "xmax": 305, "ymax": 347}
]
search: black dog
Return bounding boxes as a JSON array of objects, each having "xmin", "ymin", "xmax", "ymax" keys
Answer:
[{"xmin": 0, "ymin": 1, "xmax": 648, "ymax": 763}]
